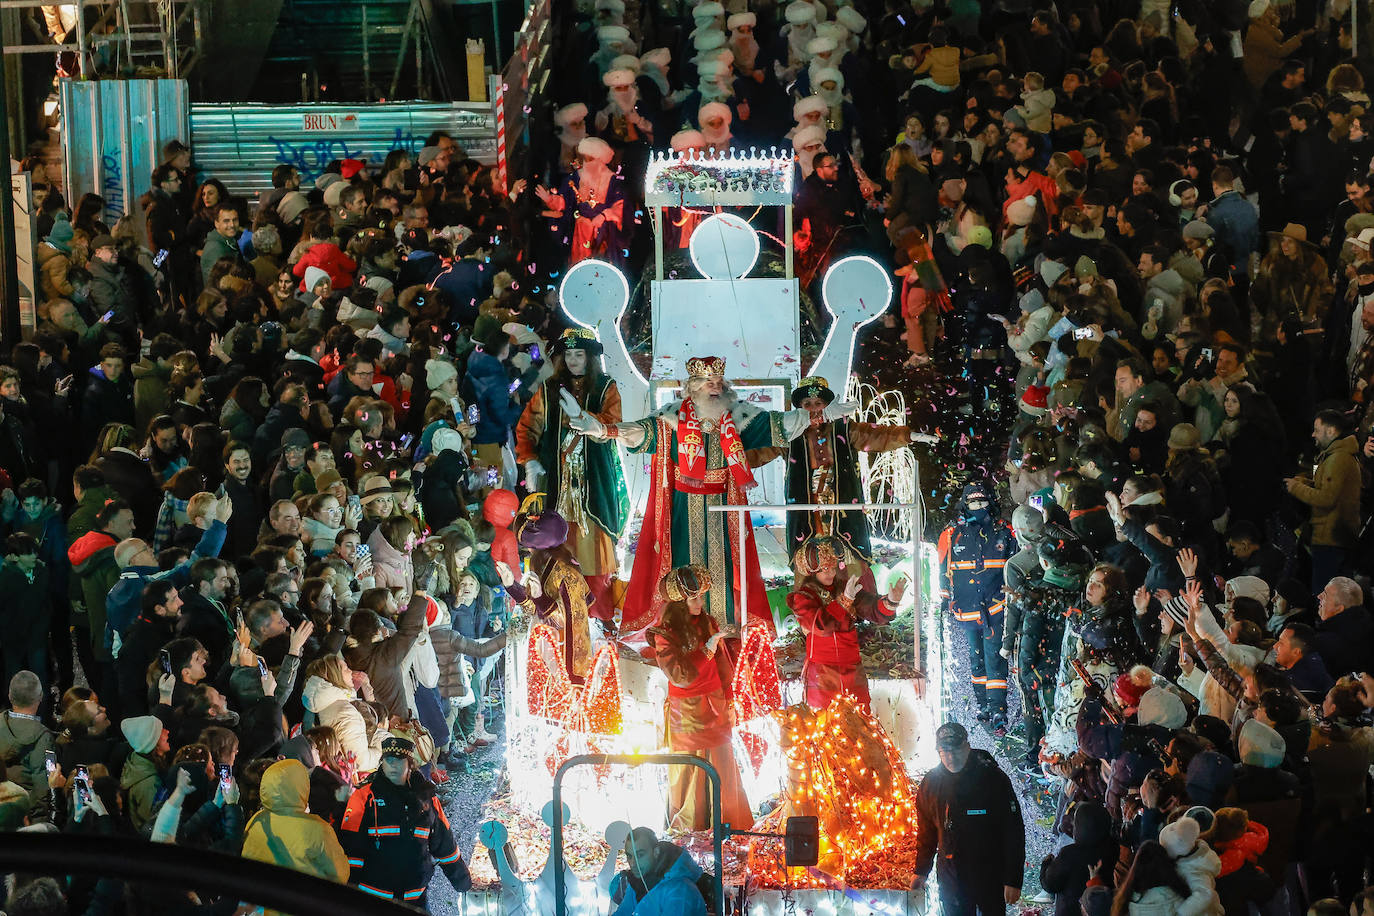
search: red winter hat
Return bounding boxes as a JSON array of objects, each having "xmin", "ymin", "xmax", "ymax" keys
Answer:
[
  {"xmin": 1114, "ymin": 673, "xmax": 1148, "ymax": 709},
  {"xmin": 1020, "ymin": 384, "xmax": 1049, "ymax": 417},
  {"xmin": 339, "ymin": 158, "xmax": 366, "ymax": 180},
  {"xmin": 1067, "ymin": 150, "xmax": 1087, "ymax": 170},
  {"xmin": 423, "ymin": 594, "xmax": 441, "ymax": 627}
]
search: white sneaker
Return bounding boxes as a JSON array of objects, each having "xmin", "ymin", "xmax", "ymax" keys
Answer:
[{"xmin": 1030, "ymin": 890, "xmax": 1053, "ymax": 904}]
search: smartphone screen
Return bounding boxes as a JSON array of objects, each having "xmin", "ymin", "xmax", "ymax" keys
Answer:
[
  {"xmin": 486, "ymin": 466, "xmax": 500, "ymax": 487},
  {"xmin": 399, "ymin": 433, "xmax": 415, "ymax": 449},
  {"xmin": 45, "ymin": 749, "xmax": 57, "ymax": 774},
  {"xmin": 1028, "ymin": 495, "xmax": 1044, "ymax": 511},
  {"xmin": 159, "ymin": 648, "xmax": 172, "ymax": 675},
  {"xmin": 529, "ymin": 344, "xmax": 541, "ymax": 360},
  {"xmin": 403, "ymin": 168, "xmax": 421, "ymax": 191},
  {"xmin": 257, "ymin": 657, "xmax": 268, "ymax": 678},
  {"xmin": 101, "ymin": 310, "xmax": 115, "ymax": 322},
  {"xmin": 217, "ymin": 764, "xmax": 232, "ymax": 789},
  {"xmin": 508, "ymin": 379, "xmax": 522, "ymax": 394},
  {"xmin": 466, "ymin": 405, "xmax": 479, "ymax": 424}
]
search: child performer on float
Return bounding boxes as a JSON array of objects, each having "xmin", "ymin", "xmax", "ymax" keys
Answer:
[
  {"xmin": 648, "ymin": 565, "xmax": 753, "ymax": 832},
  {"xmin": 786, "ymin": 536, "xmax": 908, "ymax": 712}
]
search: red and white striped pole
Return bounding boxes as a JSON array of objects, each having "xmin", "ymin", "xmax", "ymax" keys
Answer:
[{"xmin": 495, "ymin": 79, "xmax": 508, "ymax": 192}]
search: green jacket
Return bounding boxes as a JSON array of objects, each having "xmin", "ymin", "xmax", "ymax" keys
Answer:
[
  {"xmin": 131, "ymin": 358, "xmax": 172, "ymax": 432},
  {"xmin": 67, "ymin": 484, "xmax": 119, "ymax": 546},
  {"xmin": 68, "ymin": 530, "xmax": 120, "ymax": 657},
  {"xmin": 0, "ymin": 710, "xmax": 55, "ymax": 802},
  {"xmin": 119, "ymin": 751, "xmax": 163, "ymax": 832}
]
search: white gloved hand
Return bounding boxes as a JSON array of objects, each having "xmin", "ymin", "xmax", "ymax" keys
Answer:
[
  {"xmin": 558, "ymin": 387, "xmax": 583, "ymax": 420},
  {"xmin": 569, "ymin": 412, "xmax": 606, "ymax": 438},
  {"xmin": 822, "ymin": 399, "xmax": 860, "ymax": 422},
  {"xmin": 524, "ymin": 460, "xmax": 545, "ymax": 488}
]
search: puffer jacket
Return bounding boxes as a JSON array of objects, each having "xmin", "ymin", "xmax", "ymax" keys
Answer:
[
  {"xmin": 301, "ymin": 676, "xmax": 385, "ymax": 774},
  {"xmin": 428, "ymin": 618, "xmax": 508, "ymax": 701},
  {"xmin": 1288, "ymin": 435, "xmax": 1362, "ymax": 547},
  {"xmin": 241, "ymin": 759, "xmax": 351, "ymax": 881},
  {"xmin": 35, "ymin": 242, "xmax": 74, "ymax": 302},
  {"xmin": 1212, "ymin": 822, "xmax": 1277, "ymax": 916},
  {"xmin": 1172, "ymin": 841, "xmax": 1223, "ymax": 916},
  {"xmin": 1127, "ymin": 886, "xmax": 1188, "ymax": 915},
  {"xmin": 131, "ymin": 358, "xmax": 172, "ymax": 431}
]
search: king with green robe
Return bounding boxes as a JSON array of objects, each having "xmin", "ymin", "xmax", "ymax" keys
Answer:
[{"xmin": 571, "ymin": 355, "xmax": 856, "ymax": 636}]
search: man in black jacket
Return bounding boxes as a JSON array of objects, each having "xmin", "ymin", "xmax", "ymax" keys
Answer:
[
  {"xmin": 115, "ymin": 581, "xmax": 182, "ymax": 717},
  {"xmin": 911, "ymin": 722, "xmax": 1025, "ymax": 914}
]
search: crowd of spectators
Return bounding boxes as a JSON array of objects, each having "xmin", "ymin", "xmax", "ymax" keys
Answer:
[{"xmin": 3, "ymin": 0, "xmax": 1374, "ymax": 912}]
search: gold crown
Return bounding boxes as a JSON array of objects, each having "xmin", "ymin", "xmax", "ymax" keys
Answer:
[
  {"xmin": 661, "ymin": 564, "xmax": 713, "ymax": 602},
  {"xmin": 792, "ymin": 537, "xmax": 844, "ymax": 576},
  {"xmin": 561, "ymin": 327, "xmax": 598, "ymax": 342},
  {"xmin": 686, "ymin": 356, "xmax": 726, "ymax": 379},
  {"xmin": 798, "ymin": 375, "xmax": 829, "ymax": 391}
]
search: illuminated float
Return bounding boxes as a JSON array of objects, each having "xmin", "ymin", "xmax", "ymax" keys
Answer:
[{"xmin": 464, "ymin": 148, "xmax": 944, "ymax": 913}]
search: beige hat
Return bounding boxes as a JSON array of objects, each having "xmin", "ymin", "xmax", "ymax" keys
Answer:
[
  {"xmin": 1248, "ymin": 0, "xmax": 1270, "ymax": 17},
  {"xmin": 694, "ymin": 29, "xmax": 727, "ymax": 51},
  {"xmin": 785, "ymin": 2, "xmax": 816, "ymax": 25},
  {"xmin": 670, "ymin": 129, "xmax": 706, "ymax": 152},
  {"xmin": 596, "ymin": 24, "xmax": 630, "ymax": 43},
  {"xmin": 793, "ymin": 95, "xmax": 829, "ymax": 121},
  {"xmin": 323, "ymin": 180, "xmax": 347, "ymax": 209},
  {"xmin": 277, "ymin": 191, "xmax": 310, "ymax": 225},
  {"xmin": 554, "ymin": 102, "xmax": 588, "ymax": 127},
  {"xmin": 1355, "ymin": 227, "xmax": 1374, "ymax": 248},
  {"xmin": 693, "ymin": 1, "xmax": 724, "ymax": 20},
  {"xmin": 792, "ymin": 124, "xmax": 827, "ymax": 150},
  {"xmin": 603, "ymin": 68, "xmax": 637, "ymax": 88},
  {"xmin": 727, "ymin": 12, "xmax": 756, "ymax": 30},
  {"xmin": 698, "ymin": 101, "xmax": 733, "ymax": 127},
  {"xmin": 577, "ymin": 136, "xmax": 615, "ymax": 163},
  {"xmin": 641, "ymin": 47, "xmax": 671, "ymax": 70},
  {"xmin": 835, "ymin": 7, "xmax": 866, "ymax": 32},
  {"xmin": 806, "ymin": 36, "xmax": 838, "ymax": 57}
]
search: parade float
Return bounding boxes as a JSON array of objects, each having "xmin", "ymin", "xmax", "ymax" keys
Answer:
[{"xmin": 461, "ymin": 149, "xmax": 944, "ymax": 914}]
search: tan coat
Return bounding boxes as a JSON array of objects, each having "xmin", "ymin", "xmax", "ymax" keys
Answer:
[{"xmin": 1289, "ymin": 435, "xmax": 1362, "ymax": 547}]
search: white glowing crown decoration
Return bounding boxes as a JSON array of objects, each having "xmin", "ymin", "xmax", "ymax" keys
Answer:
[{"xmin": 644, "ymin": 146, "xmax": 794, "ymax": 206}]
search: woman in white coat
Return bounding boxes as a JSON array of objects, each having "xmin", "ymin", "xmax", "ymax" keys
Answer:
[{"xmin": 301, "ymin": 655, "xmax": 387, "ymax": 777}]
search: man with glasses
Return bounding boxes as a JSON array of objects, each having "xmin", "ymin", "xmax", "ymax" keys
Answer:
[
  {"xmin": 938, "ymin": 484, "xmax": 1015, "ymax": 734},
  {"xmin": 328, "ymin": 354, "xmax": 378, "ymax": 417}
]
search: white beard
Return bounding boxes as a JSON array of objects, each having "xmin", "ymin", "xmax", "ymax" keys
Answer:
[
  {"xmin": 691, "ymin": 388, "xmax": 738, "ymax": 421},
  {"xmin": 818, "ymin": 87, "xmax": 844, "ymax": 109},
  {"xmin": 559, "ymin": 126, "xmax": 587, "ymax": 148},
  {"xmin": 798, "ymin": 150, "xmax": 818, "ymax": 178},
  {"xmin": 699, "ymin": 79, "xmax": 732, "ymax": 104}
]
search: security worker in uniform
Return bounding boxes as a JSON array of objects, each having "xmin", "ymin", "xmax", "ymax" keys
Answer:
[
  {"xmin": 911, "ymin": 722, "xmax": 1025, "ymax": 914},
  {"xmin": 937, "ymin": 484, "xmax": 1014, "ymax": 733},
  {"xmin": 339, "ymin": 735, "xmax": 471, "ymax": 908}
]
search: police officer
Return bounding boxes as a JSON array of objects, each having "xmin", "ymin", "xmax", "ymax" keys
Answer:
[
  {"xmin": 938, "ymin": 484, "xmax": 1014, "ymax": 733},
  {"xmin": 339, "ymin": 735, "xmax": 471, "ymax": 909},
  {"xmin": 910, "ymin": 722, "xmax": 1025, "ymax": 914}
]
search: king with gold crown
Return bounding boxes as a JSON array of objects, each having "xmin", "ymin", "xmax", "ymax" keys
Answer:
[{"xmin": 569, "ymin": 356, "xmax": 857, "ymax": 636}]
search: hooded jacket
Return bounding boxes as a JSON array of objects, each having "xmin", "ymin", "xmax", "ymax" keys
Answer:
[
  {"xmin": 1211, "ymin": 821, "xmax": 1276, "ymax": 915},
  {"xmin": 68, "ymin": 529, "xmax": 120, "ymax": 661},
  {"xmin": 366, "ymin": 526, "xmax": 413, "ymax": 594},
  {"xmin": 609, "ymin": 840, "xmax": 708, "ymax": 916},
  {"xmin": 241, "ymin": 759, "xmax": 351, "ymax": 881},
  {"xmin": 482, "ymin": 489, "xmax": 520, "ymax": 572},
  {"xmin": 301, "ymin": 676, "xmax": 385, "ymax": 774},
  {"xmin": 0, "ymin": 711, "xmax": 54, "ymax": 800},
  {"xmin": 1040, "ymin": 801, "xmax": 1114, "ymax": 916},
  {"xmin": 119, "ymin": 750, "xmax": 164, "ymax": 831}
]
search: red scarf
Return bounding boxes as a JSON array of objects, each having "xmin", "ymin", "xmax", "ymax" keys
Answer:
[{"xmin": 678, "ymin": 397, "xmax": 755, "ymax": 489}]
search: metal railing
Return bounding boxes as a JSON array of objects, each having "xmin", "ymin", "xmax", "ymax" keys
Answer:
[{"xmin": 0, "ymin": 0, "xmax": 203, "ymax": 80}]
